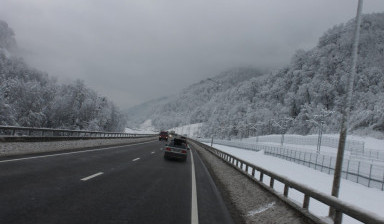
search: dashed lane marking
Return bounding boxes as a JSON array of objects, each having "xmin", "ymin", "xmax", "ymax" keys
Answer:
[
  {"xmin": 81, "ymin": 172, "xmax": 104, "ymax": 181},
  {"xmin": 0, "ymin": 141, "xmax": 157, "ymax": 163},
  {"xmin": 132, "ymin": 158, "xmax": 140, "ymax": 161}
]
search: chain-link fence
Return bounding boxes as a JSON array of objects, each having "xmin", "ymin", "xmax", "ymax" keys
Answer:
[
  {"xmin": 264, "ymin": 147, "xmax": 384, "ymax": 191},
  {"xmin": 256, "ymin": 135, "xmax": 365, "ymax": 151},
  {"xmin": 350, "ymin": 148, "xmax": 384, "ymax": 162},
  {"xmin": 198, "ymin": 138, "xmax": 384, "ymax": 191}
]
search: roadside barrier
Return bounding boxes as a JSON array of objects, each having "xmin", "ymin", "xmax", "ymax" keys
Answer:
[
  {"xmin": 191, "ymin": 138, "xmax": 384, "ymax": 224},
  {"xmin": 199, "ymin": 138, "xmax": 384, "ymax": 191},
  {"xmin": 0, "ymin": 125, "xmax": 155, "ymax": 142}
]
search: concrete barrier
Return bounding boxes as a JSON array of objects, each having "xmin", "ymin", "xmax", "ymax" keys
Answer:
[{"xmin": 0, "ymin": 137, "xmax": 156, "ymax": 157}]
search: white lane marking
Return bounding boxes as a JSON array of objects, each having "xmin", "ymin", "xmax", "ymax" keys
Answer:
[
  {"xmin": 0, "ymin": 140, "xmax": 157, "ymax": 163},
  {"xmin": 132, "ymin": 158, "xmax": 140, "ymax": 161},
  {"xmin": 151, "ymin": 152, "xmax": 155, "ymax": 154},
  {"xmin": 247, "ymin": 202, "xmax": 276, "ymax": 216},
  {"xmin": 81, "ymin": 172, "xmax": 104, "ymax": 181},
  {"xmin": 190, "ymin": 149, "xmax": 199, "ymax": 224}
]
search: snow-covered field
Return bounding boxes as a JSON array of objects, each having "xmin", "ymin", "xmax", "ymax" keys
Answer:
[
  {"xmin": 169, "ymin": 123, "xmax": 203, "ymax": 137},
  {"xmin": 204, "ymin": 137, "xmax": 384, "ymax": 224},
  {"xmin": 124, "ymin": 127, "xmax": 157, "ymax": 134}
]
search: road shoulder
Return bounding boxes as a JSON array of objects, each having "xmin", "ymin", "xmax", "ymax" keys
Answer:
[{"xmin": 191, "ymin": 142, "xmax": 316, "ymax": 224}]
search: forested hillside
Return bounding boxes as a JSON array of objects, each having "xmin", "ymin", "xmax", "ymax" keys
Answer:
[
  {"xmin": 0, "ymin": 21, "xmax": 126, "ymax": 131},
  {"xmin": 127, "ymin": 67, "xmax": 265, "ymax": 129},
  {"xmin": 129, "ymin": 12, "xmax": 384, "ymax": 139}
]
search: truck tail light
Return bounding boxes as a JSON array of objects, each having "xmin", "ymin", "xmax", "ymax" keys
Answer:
[{"xmin": 181, "ymin": 150, "xmax": 187, "ymax": 154}]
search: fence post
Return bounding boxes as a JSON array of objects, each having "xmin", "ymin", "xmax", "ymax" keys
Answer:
[
  {"xmin": 321, "ymin": 155, "xmax": 325, "ymax": 172},
  {"xmin": 368, "ymin": 164, "xmax": 373, "ymax": 187},
  {"xmin": 346, "ymin": 160, "xmax": 350, "ymax": 179},
  {"xmin": 382, "ymin": 170, "xmax": 384, "ymax": 191},
  {"xmin": 357, "ymin": 161, "xmax": 361, "ymax": 184},
  {"xmin": 328, "ymin": 157, "xmax": 332, "ymax": 174},
  {"xmin": 309, "ymin": 153, "xmax": 312, "ymax": 168}
]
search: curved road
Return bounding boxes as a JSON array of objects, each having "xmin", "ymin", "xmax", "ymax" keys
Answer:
[{"xmin": 0, "ymin": 141, "xmax": 233, "ymax": 224}]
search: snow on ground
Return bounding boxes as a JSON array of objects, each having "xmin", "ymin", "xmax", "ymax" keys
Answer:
[
  {"xmin": 125, "ymin": 119, "xmax": 158, "ymax": 134},
  {"xmin": 124, "ymin": 127, "xmax": 157, "ymax": 134},
  {"xmin": 169, "ymin": 123, "xmax": 203, "ymax": 137},
  {"xmin": 205, "ymin": 141, "xmax": 384, "ymax": 224},
  {"xmin": 138, "ymin": 119, "xmax": 157, "ymax": 132}
]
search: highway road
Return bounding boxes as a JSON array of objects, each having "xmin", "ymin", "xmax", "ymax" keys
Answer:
[{"xmin": 0, "ymin": 140, "xmax": 233, "ymax": 224}]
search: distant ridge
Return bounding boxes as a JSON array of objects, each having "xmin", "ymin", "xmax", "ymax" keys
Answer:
[{"xmin": 127, "ymin": 13, "xmax": 384, "ymax": 139}]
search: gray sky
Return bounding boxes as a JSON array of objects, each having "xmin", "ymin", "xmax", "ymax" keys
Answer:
[{"xmin": 1, "ymin": 0, "xmax": 383, "ymax": 110}]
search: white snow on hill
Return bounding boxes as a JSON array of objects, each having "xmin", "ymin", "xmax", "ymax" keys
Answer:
[{"xmin": 169, "ymin": 123, "xmax": 203, "ymax": 137}]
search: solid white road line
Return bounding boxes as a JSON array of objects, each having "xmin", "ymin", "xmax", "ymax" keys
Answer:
[
  {"xmin": 81, "ymin": 172, "xmax": 104, "ymax": 181},
  {"xmin": 0, "ymin": 141, "xmax": 157, "ymax": 163},
  {"xmin": 132, "ymin": 158, "xmax": 140, "ymax": 161},
  {"xmin": 190, "ymin": 149, "xmax": 199, "ymax": 224}
]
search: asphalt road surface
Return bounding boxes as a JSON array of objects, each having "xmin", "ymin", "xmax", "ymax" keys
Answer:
[{"xmin": 0, "ymin": 140, "xmax": 233, "ymax": 224}]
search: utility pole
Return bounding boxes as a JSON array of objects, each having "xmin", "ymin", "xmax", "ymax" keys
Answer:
[{"xmin": 329, "ymin": 1, "xmax": 363, "ymax": 223}]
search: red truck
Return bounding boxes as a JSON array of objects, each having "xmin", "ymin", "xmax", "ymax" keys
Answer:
[{"xmin": 159, "ymin": 131, "xmax": 169, "ymax": 141}]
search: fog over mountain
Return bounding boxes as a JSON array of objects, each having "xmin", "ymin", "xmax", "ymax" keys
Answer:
[
  {"xmin": 129, "ymin": 13, "xmax": 384, "ymax": 139},
  {"xmin": 2, "ymin": 0, "xmax": 383, "ymax": 109}
]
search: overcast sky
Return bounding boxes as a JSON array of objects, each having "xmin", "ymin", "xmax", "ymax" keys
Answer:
[{"xmin": 1, "ymin": 0, "xmax": 383, "ymax": 110}]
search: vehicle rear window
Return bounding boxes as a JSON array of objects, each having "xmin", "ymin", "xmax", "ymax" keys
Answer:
[{"xmin": 169, "ymin": 139, "xmax": 187, "ymax": 149}]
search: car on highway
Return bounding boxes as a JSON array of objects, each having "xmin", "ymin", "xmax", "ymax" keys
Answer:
[
  {"xmin": 163, "ymin": 138, "xmax": 188, "ymax": 161},
  {"xmin": 159, "ymin": 131, "xmax": 169, "ymax": 141}
]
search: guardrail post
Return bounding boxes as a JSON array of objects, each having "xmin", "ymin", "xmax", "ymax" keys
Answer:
[
  {"xmin": 303, "ymin": 194, "xmax": 310, "ymax": 209},
  {"xmin": 252, "ymin": 168, "xmax": 255, "ymax": 177},
  {"xmin": 270, "ymin": 178, "xmax": 274, "ymax": 188},
  {"xmin": 334, "ymin": 210, "xmax": 343, "ymax": 224},
  {"xmin": 260, "ymin": 172, "xmax": 264, "ymax": 182},
  {"xmin": 284, "ymin": 185, "xmax": 289, "ymax": 197}
]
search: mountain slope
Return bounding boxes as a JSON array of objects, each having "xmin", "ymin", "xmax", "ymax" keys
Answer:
[
  {"xmin": 128, "ymin": 12, "xmax": 384, "ymax": 138},
  {"xmin": 0, "ymin": 20, "xmax": 126, "ymax": 131},
  {"xmin": 128, "ymin": 67, "xmax": 265, "ymax": 130}
]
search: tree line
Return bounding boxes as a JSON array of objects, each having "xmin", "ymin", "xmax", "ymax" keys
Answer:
[{"xmin": 0, "ymin": 21, "xmax": 126, "ymax": 132}]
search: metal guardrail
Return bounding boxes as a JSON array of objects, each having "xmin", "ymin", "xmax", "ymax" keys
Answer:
[
  {"xmin": 264, "ymin": 147, "xmax": 384, "ymax": 191},
  {"xmin": 190, "ymin": 139, "xmax": 384, "ymax": 224},
  {"xmin": 0, "ymin": 125, "xmax": 155, "ymax": 140},
  {"xmin": 199, "ymin": 138, "xmax": 384, "ymax": 190}
]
